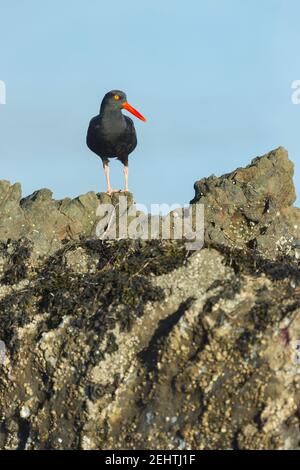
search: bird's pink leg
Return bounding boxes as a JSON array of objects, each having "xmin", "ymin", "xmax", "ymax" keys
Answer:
[
  {"xmin": 120, "ymin": 164, "xmax": 129, "ymax": 192},
  {"xmin": 103, "ymin": 160, "xmax": 112, "ymax": 194},
  {"xmin": 103, "ymin": 160, "xmax": 120, "ymax": 195}
]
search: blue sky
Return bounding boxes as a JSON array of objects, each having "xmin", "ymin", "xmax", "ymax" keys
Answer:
[{"xmin": 0, "ymin": 0, "xmax": 300, "ymax": 208}]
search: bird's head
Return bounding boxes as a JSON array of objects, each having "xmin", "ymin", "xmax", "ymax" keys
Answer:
[{"xmin": 100, "ymin": 90, "xmax": 146, "ymax": 122}]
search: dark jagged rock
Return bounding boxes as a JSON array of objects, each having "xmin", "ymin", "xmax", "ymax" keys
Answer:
[
  {"xmin": 0, "ymin": 185, "xmax": 134, "ymax": 257},
  {"xmin": 0, "ymin": 148, "xmax": 300, "ymax": 450},
  {"xmin": 190, "ymin": 147, "xmax": 300, "ymax": 256},
  {"xmin": 1, "ymin": 147, "xmax": 299, "ymax": 259}
]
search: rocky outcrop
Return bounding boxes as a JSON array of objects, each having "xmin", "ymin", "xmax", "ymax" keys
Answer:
[
  {"xmin": 1, "ymin": 147, "xmax": 299, "ymax": 259},
  {"xmin": 0, "ymin": 147, "xmax": 300, "ymax": 450},
  {"xmin": 0, "ymin": 183, "xmax": 134, "ymax": 257},
  {"xmin": 191, "ymin": 147, "xmax": 300, "ymax": 256}
]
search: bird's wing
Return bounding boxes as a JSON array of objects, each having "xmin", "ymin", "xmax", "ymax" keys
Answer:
[
  {"xmin": 86, "ymin": 115, "xmax": 102, "ymax": 155},
  {"xmin": 124, "ymin": 116, "xmax": 137, "ymax": 149}
]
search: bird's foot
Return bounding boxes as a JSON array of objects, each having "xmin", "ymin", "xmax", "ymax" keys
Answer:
[
  {"xmin": 106, "ymin": 189, "xmax": 122, "ymax": 195},
  {"xmin": 119, "ymin": 189, "xmax": 129, "ymax": 193}
]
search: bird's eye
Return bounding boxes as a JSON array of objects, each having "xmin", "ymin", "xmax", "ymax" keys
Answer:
[{"xmin": 114, "ymin": 95, "xmax": 120, "ymax": 101}]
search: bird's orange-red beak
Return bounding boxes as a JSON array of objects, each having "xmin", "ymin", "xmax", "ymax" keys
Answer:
[{"xmin": 121, "ymin": 102, "xmax": 147, "ymax": 122}]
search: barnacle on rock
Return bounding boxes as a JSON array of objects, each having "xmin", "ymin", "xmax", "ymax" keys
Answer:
[{"xmin": 1, "ymin": 148, "xmax": 300, "ymax": 450}]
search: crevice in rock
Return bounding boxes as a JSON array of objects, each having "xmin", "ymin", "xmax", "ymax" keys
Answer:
[{"xmin": 138, "ymin": 297, "xmax": 196, "ymax": 373}]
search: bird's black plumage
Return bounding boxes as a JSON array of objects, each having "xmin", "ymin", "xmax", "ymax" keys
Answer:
[
  {"xmin": 86, "ymin": 90, "xmax": 146, "ymax": 194},
  {"xmin": 86, "ymin": 90, "xmax": 137, "ymax": 165}
]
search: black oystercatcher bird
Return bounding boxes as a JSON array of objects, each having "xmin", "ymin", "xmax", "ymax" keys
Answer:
[{"xmin": 86, "ymin": 90, "xmax": 146, "ymax": 195}]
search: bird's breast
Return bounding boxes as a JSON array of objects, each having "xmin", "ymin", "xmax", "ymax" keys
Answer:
[
  {"xmin": 87, "ymin": 112, "xmax": 136, "ymax": 158},
  {"xmin": 102, "ymin": 113, "xmax": 126, "ymax": 132}
]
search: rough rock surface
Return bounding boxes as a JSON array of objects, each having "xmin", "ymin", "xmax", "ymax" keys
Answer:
[
  {"xmin": 0, "ymin": 184, "xmax": 134, "ymax": 257},
  {"xmin": 0, "ymin": 147, "xmax": 300, "ymax": 450},
  {"xmin": 191, "ymin": 147, "xmax": 300, "ymax": 256}
]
